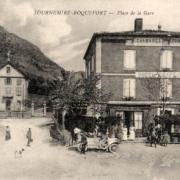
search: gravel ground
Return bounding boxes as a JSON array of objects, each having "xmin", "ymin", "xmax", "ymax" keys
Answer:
[{"xmin": 0, "ymin": 118, "xmax": 180, "ymax": 180}]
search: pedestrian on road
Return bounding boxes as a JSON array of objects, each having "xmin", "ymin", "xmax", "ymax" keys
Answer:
[
  {"xmin": 80, "ymin": 133, "xmax": 87, "ymax": 154},
  {"xmin": 26, "ymin": 128, "xmax": 32, "ymax": 146},
  {"xmin": 5, "ymin": 126, "xmax": 11, "ymax": 141}
]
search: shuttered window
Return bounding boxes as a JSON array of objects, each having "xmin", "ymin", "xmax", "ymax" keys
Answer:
[
  {"xmin": 17, "ymin": 79, "xmax": 22, "ymax": 86},
  {"xmin": 4, "ymin": 78, "xmax": 12, "ymax": 85},
  {"xmin": 123, "ymin": 50, "xmax": 136, "ymax": 70},
  {"xmin": 5, "ymin": 87, "xmax": 11, "ymax": 96},
  {"xmin": 123, "ymin": 79, "xmax": 136, "ymax": 98},
  {"xmin": 16, "ymin": 87, "xmax": 22, "ymax": 96},
  {"xmin": 160, "ymin": 50, "xmax": 173, "ymax": 70},
  {"xmin": 134, "ymin": 112, "xmax": 143, "ymax": 129}
]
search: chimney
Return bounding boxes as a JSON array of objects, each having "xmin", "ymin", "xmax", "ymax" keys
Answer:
[{"xmin": 134, "ymin": 18, "xmax": 143, "ymax": 32}]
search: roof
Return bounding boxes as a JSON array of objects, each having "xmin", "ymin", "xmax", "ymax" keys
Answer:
[
  {"xmin": 84, "ymin": 29, "xmax": 180, "ymax": 60},
  {"xmin": 0, "ymin": 61, "xmax": 28, "ymax": 78}
]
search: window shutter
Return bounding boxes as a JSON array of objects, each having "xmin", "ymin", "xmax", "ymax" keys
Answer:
[
  {"xmin": 124, "ymin": 50, "xmax": 136, "ymax": 69},
  {"xmin": 130, "ymin": 79, "xmax": 135, "ymax": 98},
  {"xmin": 134, "ymin": 112, "xmax": 143, "ymax": 129},
  {"xmin": 160, "ymin": 52, "xmax": 166, "ymax": 69},
  {"xmin": 167, "ymin": 79, "xmax": 172, "ymax": 98},
  {"xmin": 160, "ymin": 50, "xmax": 172, "ymax": 69},
  {"xmin": 123, "ymin": 79, "xmax": 129, "ymax": 97},
  {"xmin": 167, "ymin": 51, "xmax": 172, "ymax": 69},
  {"xmin": 160, "ymin": 79, "xmax": 166, "ymax": 98},
  {"xmin": 123, "ymin": 51, "xmax": 128, "ymax": 68}
]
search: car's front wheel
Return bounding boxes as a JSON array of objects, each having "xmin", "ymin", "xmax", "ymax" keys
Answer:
[{"xmin": 108, "ymin": 143, "xmax": 118, "ymax": 153}]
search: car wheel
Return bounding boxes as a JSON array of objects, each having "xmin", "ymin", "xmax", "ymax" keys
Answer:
[
  {"xmin": 108, "ymin": 143, "xmax": 118, "ymax": 153},
  {"xmin": 99, "ymin": 139, "xmax": 108, "ymax": 150}
]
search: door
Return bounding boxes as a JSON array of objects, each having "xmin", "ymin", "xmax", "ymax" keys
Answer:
[
  {"xmin": 124, "ymin": 111, "xmax": 134, "ymax": 135},
  {"xmin": 6, "ymin": 99, "xmax": 11, "ymax": 116}
]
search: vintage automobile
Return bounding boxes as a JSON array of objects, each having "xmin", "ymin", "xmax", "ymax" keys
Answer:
[{"xmin": 75, "ymin": 134, "xmax": 120, "ymax": 153}]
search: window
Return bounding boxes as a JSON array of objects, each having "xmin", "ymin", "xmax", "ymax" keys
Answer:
[
  {"xmin": 4, "ymin": 78, "xmax": 12, "ymax": 85},
  {"xmin": 123, "ymin": 79, "xmax": 136, "ymax": 98},
  {"xmin": 5, "ymin": 87, "xmax": 11, "ymax": 96},
  {"xmin": 17, "ymin": 101, "xmax": 21, "ymax": 111},
  {"xmin": 160, "ymin": 50, "xmax": 173, "ymax": 70},
  {"xmin": 17, "ymin": 79, "xmax": 22, "ymax": 86},
  {"xmin": 16, "ymin": 87, "xmax": 22, "ymax": 96},
  {"xmin": 134, "ymin": 112, "xmax": 143, "ymax": 129},
  {"xmin": 6, "ymin": 66, "xmax": 10, "ymax": 73},
  {"xmin": 160, "ymin": 79, "xmax": 172, "ymax": 99},
  {"xmin": 123, "ymin": 50, "xmax": 136, "ymax": 70}
]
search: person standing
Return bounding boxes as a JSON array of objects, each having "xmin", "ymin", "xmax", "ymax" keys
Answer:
[
  {"xmin": 5, "ymin": 126, "xmax": 11, "ymax": 141},
  {"xmin": 81, "ymin": 133, "xmax": 87, "ymax": 154},
  {"xmin": 26, "ymin": 128, "xmax": 32, "ymax": 146}
]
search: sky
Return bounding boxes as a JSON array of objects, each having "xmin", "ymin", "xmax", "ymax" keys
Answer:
[{"xmin": 0, "ymin": 0, "xmax": 180, "ymax": 71}]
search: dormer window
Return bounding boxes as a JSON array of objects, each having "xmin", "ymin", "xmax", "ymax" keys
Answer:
[{"xmin": 6, "ymin": 66, "xmax": 10, "ymax": 73}]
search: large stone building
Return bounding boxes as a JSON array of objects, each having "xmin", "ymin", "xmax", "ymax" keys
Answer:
[
  {"xmin": 84, "ymin": 18, "xmax": 180, "ymax": 136},
  {"xmin": 0, "ymin": 59, "xmax": 29, "ymax": 113}
]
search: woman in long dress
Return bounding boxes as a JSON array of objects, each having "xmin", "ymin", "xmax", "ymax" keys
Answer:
[
  {"xmin": 5, "ymin": 126, "xmax": 11, "ymax": 141},
  {"xmin": 26, "ymin": 128, "xmax": 32, "ymax": 146}
]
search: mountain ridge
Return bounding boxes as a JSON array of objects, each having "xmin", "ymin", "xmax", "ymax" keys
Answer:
[{"xmin": 0, "ymin": 25, "xmax": 66, "ymax": 95}]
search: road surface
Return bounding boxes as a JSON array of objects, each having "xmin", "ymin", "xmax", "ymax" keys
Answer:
[{"xmin": 0, "ymin": 118, "xmax": 180, "ymax": 180}]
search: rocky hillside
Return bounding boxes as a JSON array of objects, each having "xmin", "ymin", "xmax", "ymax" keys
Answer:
[{"xmin": 0, "ymin": 26, "xmax": 66, "ymax": 95}]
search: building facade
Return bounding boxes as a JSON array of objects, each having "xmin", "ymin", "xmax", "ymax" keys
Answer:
[
  {"xmin": 84, "ymin": 18, "xmax": 180, "ymax": 136},
  {"xmin": 0, "ymin": 62, "xmax": 29, "ymax": 113}
]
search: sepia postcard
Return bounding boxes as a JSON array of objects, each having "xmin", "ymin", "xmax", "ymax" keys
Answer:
[{"xmin": 0, "ymin": 0, "xmax": 180, "ymax": 180}]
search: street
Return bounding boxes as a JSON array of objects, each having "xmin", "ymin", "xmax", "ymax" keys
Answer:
[{"xmin": 0, "ymin": 118, "xmax": 180, "ymax": 180}]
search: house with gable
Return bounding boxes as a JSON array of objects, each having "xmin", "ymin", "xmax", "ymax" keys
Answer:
[{"xmin": 0, "ymin": 54, "xmax": 29, "ymax": 114}]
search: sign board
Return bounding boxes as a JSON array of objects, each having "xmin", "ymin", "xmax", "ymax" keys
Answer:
[
  {"xmin": 126, "ymin": 38, "xmax": 180, "ymax": 46},
  {"xmin": 136, "ymin": 72, "xmax": 180, "ymax": 78}
]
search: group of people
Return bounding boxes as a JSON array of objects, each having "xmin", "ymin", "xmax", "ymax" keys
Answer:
[
  {"xmin": 5, "ymin": 126, "xmax": 33, "ymax": 146},
  {"xmin": 147, "ymin": 122, "xmax": 169, "ymax": 147}
]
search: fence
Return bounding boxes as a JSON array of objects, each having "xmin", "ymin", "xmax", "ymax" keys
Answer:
[
  {"xmin": 0, "ymin": 111, "xmax": 32, "ymax": 119},
  {"xmin": 0, "ymin": 103, "xmax": 53, "ymax": 119}
]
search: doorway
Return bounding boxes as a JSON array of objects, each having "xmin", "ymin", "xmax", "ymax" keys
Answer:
[
  {"xmin": 124, "ymin": 111, "xmax": 134, "ymax": 135},
  {"xmin": 6, "ymin": 99, "xmax": 11, "ymax": 116}
]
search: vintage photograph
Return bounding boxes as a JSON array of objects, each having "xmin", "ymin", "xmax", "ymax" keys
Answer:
[{"xmin": 0, "ymin": 0, "xmax": 180, "ymax": 180}]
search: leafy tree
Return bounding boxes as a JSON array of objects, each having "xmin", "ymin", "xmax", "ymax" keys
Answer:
[
  {"xmin": 142, "ymin": 72, "xmax": 172, "ymax": 115},
  {"xmin": 49, "ymin": 72, "xmax": 111, "ymax": 132},
  {"xmin": 50, "ymin": 72, "xmax": 111, "ymax": 115}
]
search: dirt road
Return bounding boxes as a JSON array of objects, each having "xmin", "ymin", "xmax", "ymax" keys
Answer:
[{"xmin": 0, "ymin": 118, "xmax": 180, "ymax": 180}]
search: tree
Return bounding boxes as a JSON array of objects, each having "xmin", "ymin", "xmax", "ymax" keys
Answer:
[
  {"xmin": 142, "ymin": 72, "xmax": 172, "ymax": 115},
  {"xmin": 50, "ymin": 72, "xmax": 111, "ymax": 113},
  {"xmin": 84, "ymin": 75, "xmax": 111, "ymax": 115},
  {"xmin": 50, "ymin": 72, "xmax": 111, "ymax": 128}
]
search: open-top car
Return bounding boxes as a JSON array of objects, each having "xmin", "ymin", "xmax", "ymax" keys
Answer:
[{"xmin": 74, "ymin": 133, "xmax": 120, "ymax": 153}]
